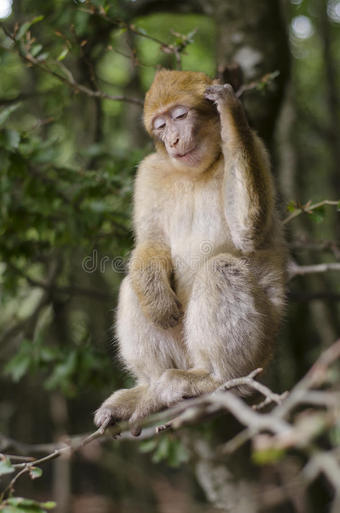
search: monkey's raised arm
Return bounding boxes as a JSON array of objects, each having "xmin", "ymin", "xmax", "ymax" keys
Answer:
[
  {"xmin": 205, "ymin": 84, "xmax": 275, "ymax": 253},
  {"xmin": 129, "ymin": 155, "xmax": 182, "ymax": 329}
]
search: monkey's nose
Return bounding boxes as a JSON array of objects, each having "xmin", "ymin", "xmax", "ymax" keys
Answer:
[{"xmin": 170, "ymin": 137, "xmax": 179, "ymax": 147}]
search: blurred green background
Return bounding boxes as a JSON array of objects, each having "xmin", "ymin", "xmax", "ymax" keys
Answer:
[{"xmin": 0, "ymin": 0, "xmax": 339, "ymax": 512}]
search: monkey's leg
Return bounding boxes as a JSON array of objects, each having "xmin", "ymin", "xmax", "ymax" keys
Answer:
[
  {"xmin": 94, "ymin": 276, "xmax": 189, "ymax": 428},
  {"xmin": 154, "ymin": 253, "xmax": 272, "ymax": 405}
]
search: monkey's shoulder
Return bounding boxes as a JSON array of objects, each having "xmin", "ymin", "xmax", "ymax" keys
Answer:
[
  {"xmin": 135, "ymin": 152, "xmax": 180, "ymax": 193},
  {"xmin": 138, "ymin": 152, "xmax": 159, "ymax": 170},
  {"xmin": 133, "ymin": 153, "xmax": 169, "ymax": 219},
  {"xmin": 136, "ymin": 153, "xmax": 163, "ymax": 185}
]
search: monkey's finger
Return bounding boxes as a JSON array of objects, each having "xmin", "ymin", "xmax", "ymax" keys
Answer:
[
  {"xmin": 94, "ymin": 407, "xmax": 116, "ymax": 430},
  {"xmin": 204, "ymin": 85, "xmax": 223, "ymax": 101},
  {"xmin": 204, "ymin": 83, "xmax": 235, "ymax": 102},
  {"xmin": 167, "ymin": 314, "xmax": 183, "ymax": 328},
  {"xmin": 129, "ymin": 422, "xmax": 142, "ymax": 437}
]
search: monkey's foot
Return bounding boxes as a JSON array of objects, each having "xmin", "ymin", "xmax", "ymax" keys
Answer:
[
  {"xmin": 155, "ymin": 368, "xmax": 219, "ymax": 406},
  {"xmin": 94, "ymin": 407, "xmax": 117, "ymax": 429},
  {"xmin": 94, "ymin": 386, "xmax": 147, "ymax": 429},
  {"xmin": 204, "ymin": 83, "xmax": 235, "ymax": 104}
]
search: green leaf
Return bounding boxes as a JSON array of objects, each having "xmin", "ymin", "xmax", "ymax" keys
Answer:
[
  {"xmin": 30, "ymin": 44, "xmax": 43, "ymax": 57},
  {"xmin": 7, "ymin": 498, "xmax": 37, "ymax": 507},
  {"xmin": 57, "ymin": 47, "xmax": 69, "ymax": 61},
  {"xmin": 4, "ymin": 350, "xmax": 31, "ymax": 382},
  {"xmin": 148, "ymin": 436, "xmax": 189, "ymax": 467},
  {"xmin": 152, "ymin": 437, "xmax": 170, "ymax": 463},
  {"xmin": 40, "ymin": 503, "xmax": 56, "ymax": 510},
  {"xmin": 15, "ymin": 22, "xmax": 32, "ymax": 41},
  {"xmin": 286, "ymin": 200, "xmax": 297, "ymax": 213},
  {"xmin": 29, "ymin": 466, "xmax": 43, "ymax": 479},
  {"xmin": 6, "ymin": 497, "xmax": 55, "ymax": 512},
  {"xmin": 1, "ymin": 506, "xmax": 23, "ymax": 513},
  {"xmin": 36, "ymin": 53, "xmax": 49, "ymax": 62},
  {"xmin": 252, "ymin": 447, "xmax": 285, "ymax": 465},
  {"xmin": 5, "ymin": 130, "xmax": 21, "ymax": 150},
  {"xmin": 309, "ymin": 206, "xmax": 325, "ymax": 224},
  {"xmin": 139, "ymin": 439, "xmax": 158, "ymax": 453},
  {"xmin": 44, "ymin": 351, "xmax": 77, "ymax": 391},
  {"xmin": 15, "ymin": 16, "xmax": 44, "ymax": 40},
  {"xmin": 0, "ymin": 104, "xmax": 21, "ymax": 126},
  {"xmin": 165, "ymin": 438, "xmax": 189, "ymax": 467},
  {"xmin": 31, "ymin": 15, "xmax": 45, "ymax": 25},
  {"xmin": 0, "ymin": 457, "xmax": 15, "ymax": 476}
]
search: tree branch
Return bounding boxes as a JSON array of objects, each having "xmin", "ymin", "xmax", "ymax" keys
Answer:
[
  {"xmin": 2, "ymin": 341, "xmax": 340, "ymax": 500},
  {"xmin": 283, "ymin": 199, "xmax": 339, "ymax": 225},
  {"xmin": 288, "ymin": 260, "xmax": 340, "ymax": 279},
  {"xmin": 0, "ymin": 24, "xmax": 143, "ymax": 107}
]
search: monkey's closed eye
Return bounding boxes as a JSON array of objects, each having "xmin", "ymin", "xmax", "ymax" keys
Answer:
[
  {"xmin": 175, "ymin": 112, "xmax": 188, "ymax": 120},
  {"xmin": 172, "ymin": 106, "xmax": 189, "ymax": 120},
  {"xmin": 154, "ymin": 117, "xmax": 166, "ymax": 130}
]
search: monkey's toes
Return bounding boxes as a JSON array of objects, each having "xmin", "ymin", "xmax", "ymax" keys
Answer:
[
  {"xmin": 94, "ymin": 407, "xmax": 116, "ymax": 429},
  {"xmin": 129, "ymin": 422, "xmax": 142, "ymax": 437}
]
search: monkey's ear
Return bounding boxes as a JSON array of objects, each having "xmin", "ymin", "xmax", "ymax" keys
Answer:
[{"xmin": 212, "ymin": 78, "xmax": 222, "ymax": 85}]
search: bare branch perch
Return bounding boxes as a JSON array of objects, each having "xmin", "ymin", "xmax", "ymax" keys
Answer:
[{"xmin": 2, "ymin": 341, "xmax": 340, "ymax": 500}]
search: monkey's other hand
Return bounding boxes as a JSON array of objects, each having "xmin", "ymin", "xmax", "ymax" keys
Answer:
[
  {"xmin": 204, "ymin": 83, "xmax": 236, "ymax": 105},
  {"xmin": 143, "ymin": 291, "xmax": 183, "ymax": 329}
]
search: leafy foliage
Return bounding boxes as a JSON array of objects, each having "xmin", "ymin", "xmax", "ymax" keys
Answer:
[
  {"xmin": 0, "ymin": 497, "xmax": 55, "ymax": 513},
  {"xmin": 140, "ymin": 435, "xmax": 190, "ymax": 467}
]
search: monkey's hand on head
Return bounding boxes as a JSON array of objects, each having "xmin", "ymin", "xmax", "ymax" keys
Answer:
[
  {"xmin": 204, "ymin": 82, "xmax": 236, "ymax": 106},
  {"xmin": 204, "ymin": 83, "xmax": 249, "ymax": 143}
]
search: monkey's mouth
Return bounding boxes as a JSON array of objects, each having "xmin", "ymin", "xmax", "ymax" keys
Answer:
[{"xmin": 174, "ymin": 146, "xmax": 197, "ymax": 160}]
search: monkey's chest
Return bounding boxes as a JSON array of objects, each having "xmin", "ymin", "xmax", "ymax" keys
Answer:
[{"xmin": 164, "ymin": 182, "xmax": 232, "ymax": 285}]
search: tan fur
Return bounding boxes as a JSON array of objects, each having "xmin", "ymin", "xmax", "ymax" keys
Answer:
[
  {"xmin": 94, "ymin": 71, "xmax": 287, "ymax": 431},
  {"xmin": 143, "ymin": 69, "xmax": 214, "ymax": 134}
]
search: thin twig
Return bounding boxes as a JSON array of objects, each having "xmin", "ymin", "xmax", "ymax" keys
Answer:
[
  {"xmin": 219, "ymin": 368, "xmax": 286, "ymax": 407},
  {"xmin": 274, "ymin": 339, "xmax": 340, "ymax": 419},
  {"xmin": 1, "ymin": 25, "xmax": 143, "ymax": 107},
  {"xmin": 0, "ymin": 454, "xmax": 34, "ymax": 462},
  {"xmin": 288, "ymin": 261, "xmax": 340, "ymax": 279},
  {"xmin": 283, "ymin": 200, "xmax": 339, "ymax": 225}
]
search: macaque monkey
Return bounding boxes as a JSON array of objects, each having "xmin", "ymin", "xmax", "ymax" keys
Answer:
[{"xmin": 94, "ymin": 69, "xmax": 286, "ymax": 431}]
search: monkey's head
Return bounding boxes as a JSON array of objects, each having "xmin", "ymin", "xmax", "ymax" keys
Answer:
[{"xmin": 144, "ymin": 69, "xmax": 221, "ymax": 171}]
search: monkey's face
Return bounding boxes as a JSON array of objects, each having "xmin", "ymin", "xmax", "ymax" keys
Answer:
[{"xmin": 152, "ymin": 105, "xmax": 220, "ymax": 170}]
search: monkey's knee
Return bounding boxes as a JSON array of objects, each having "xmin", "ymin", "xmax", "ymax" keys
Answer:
[{"xmin": 185, "ymin": 254, "xmax": 270, "ymax": 378}]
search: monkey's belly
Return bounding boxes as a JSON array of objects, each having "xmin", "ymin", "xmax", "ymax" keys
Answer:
[
  {"xmin": 164, "ymin": 168, "xmax": 236, "ymax": 303},
  {"xmin": 171, "ymin": 240, "xmax": 234, "ymax": 306}
]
